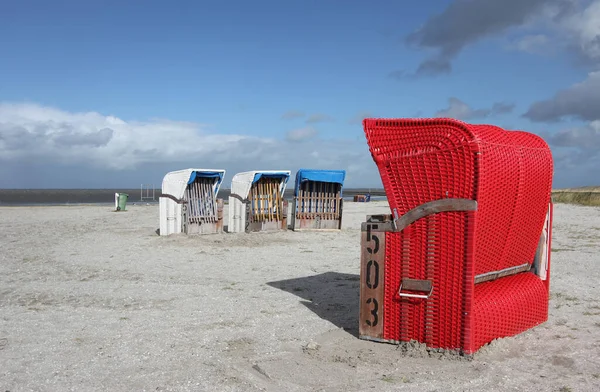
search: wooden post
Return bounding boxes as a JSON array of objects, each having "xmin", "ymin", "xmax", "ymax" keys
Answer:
[
  {"xmin": 182, "ymin": 200, "xmax": 189, "ymax": 234},
  {"xmin": 202, "ymin": 180, "xmax": 207, "ymax": 222},
  {"xmin": 299, "ymin": 188, "xmax": 304, "ymax": 219},
  {"xmin": 282, "ymin": 199, "xmax": 288, "ymax": 230},
  {"xmin": 216, "ymin": 198, "xmax": 224, "ymax": 232},
  {"xmin": 251, "ymin": 184, "xmax": 256, "ymax": 223},
  {"xmin": 314, "ymin": 182, "xmax": 319, "ymax": 220},
  {"xmin": 185, "ymin": 184, "xmax": 191, "ymax": 225},
  {"xmin": 260, "ymin": 182, "xmax": 265, "ymax": 221},
  {"xmin": 197, "ymin": 180, "xmax": 202, "ymax": 222},
  {"xmin": 338, "ymin": 198, "xmax": 343, "ymax": 229},
  {"xmin": 326, "ymin": 184, "xmax": 329, "ymax": 220},
  {"xmin": 197, "ymin": 180, "xmax": 203, "ymax": 222},
  {"xmin": 269, "ymin": 180, "xmax": 274, "ymax": 221},
  {"xmin": 255, "ymin": 183, "xmax": 259, "ymax": 222},
  {"xmin": 208, "ymin": 180, "xmax": 215, "ymax": 223},
  {"xmin": 260, "ymin": 181, "xmax": 268, "ymax": 222},
  {"xmin": 325, "ymin": 183, "xmax": 328, "ymax": 220},
  {"xmin": 311, "ymin": 181, "xmax": 316, "ymax": 220},
  {"xmin": 359, "ymin": 216, "xmax": 387, "ymax": 339},
  {"xmin": 254, "ymin": 182, "xmax": 259, "ymax": 221},
  {"xmin": 291, "ymin": 196, "xmax": 297, "ymax": 229},
  {"xmin": 245, "ymin": 202, "xmax": 251, "ymax": 233},
  {"xmin": 301, "ymin": 184, "xmax": 304, "ymax": 220},
  {"xmin": 213, "ymin": 182, "xmax": 218, "ymax": 222},
  {"xmin": 199, "ymin": 181, "xmax": 206, "ymax": 220},
  {"xmin": 276, "ymin": 179, "xmax": 282, "ymax": 222},
  {"xmin": 189, "ymin": 183, "xmax": 196, "ymax": 224}
]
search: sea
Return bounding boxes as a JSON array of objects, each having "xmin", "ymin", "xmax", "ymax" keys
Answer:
[{"xmin": 0, "ymin": 188, "xmax": 387, "ymax": 206}]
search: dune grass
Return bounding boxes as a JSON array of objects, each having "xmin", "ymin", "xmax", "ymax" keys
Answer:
[{"xmin": 552, "ymin": 187, "xmax": 600, "ymax": 207}]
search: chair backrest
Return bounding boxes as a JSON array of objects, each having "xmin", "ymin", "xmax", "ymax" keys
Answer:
[{"xmin": 363, "ymin": 118, "xmax": 553, "ymax": 276}]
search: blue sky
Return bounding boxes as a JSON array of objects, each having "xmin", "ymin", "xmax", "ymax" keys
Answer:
[{"xmin": 1, "ymin": 0, "xmax": 599, "ymax": 188}]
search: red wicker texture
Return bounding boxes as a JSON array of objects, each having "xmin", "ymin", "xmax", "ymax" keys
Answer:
[
  {"xmin": 472, "ymin": 127, "xmax": 553, "ymax": 275},
  {"xmin": 382, "ymin": 212, "xmax": 470, "ymax": 350},
  {"xmin": 470, "ymin": 272, "xmax": 549, "ymax": 353},
  {"xmin": 382, "ymin": 230, "xmax": 401, "ymax": 341},
  {"xmin": 363, "ymin": 118, "xmax": 552, "ymax": 353},
  {"xmin": 362, "ymin": 118, "xmax": 553, "ymax": 275},
  {"xmin": 364, "ymin": 119, "xmax": 476, "ymax": 217}
]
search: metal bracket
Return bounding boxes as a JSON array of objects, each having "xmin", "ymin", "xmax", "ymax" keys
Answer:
[
  {"xmin": 361, "ymin": 198, "xmax": 478, "ymax": 233},
  {"xmin": 474, "ymin": 263, "xmax": 532, "ymax": 284},
  {"xmin": 398, "ymin": 278, "xmax": 433, "ymax": 299}
]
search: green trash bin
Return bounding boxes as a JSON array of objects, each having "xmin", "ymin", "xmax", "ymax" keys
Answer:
[{"xmin": 116, "ymin": 193, "xmax": 129, "ymax": 211}]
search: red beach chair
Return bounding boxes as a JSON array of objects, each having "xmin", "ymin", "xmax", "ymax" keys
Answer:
[{"xmin": 358, "ymin": 118, "xmax": 553, "ymax": 355}]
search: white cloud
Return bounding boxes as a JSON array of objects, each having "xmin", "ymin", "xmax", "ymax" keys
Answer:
[
  {"xmin": 403, "ymin": 0, "xmax": 600, "ymax": 75},
  {"xmin": 561, "ymin": 0, "xmax": 600, "ymax": 62},
  {"xmin": 544, "ymin": 120, "xmax": 600, "ymax": 148},
  {"xmin": 0, "ymin": 102, "xmax": 273, "ymax": 170},
  {"xmin": 506, "ymin": 0, "xmax": 600, "ymax": 63},
  {"xmin": 402, "ymin": 0, "xmax": 553, "ymax": 76},
  {"xmin": 542, "ymin": 121, "xmax": 600, "ymax": 187},
  {"xmin": 0, "ymin": 102, "xmax": 382, "ymax": 188},
  {"xmin": 524, "ymin": 70, "xmax": 600, "ymax": 122}
]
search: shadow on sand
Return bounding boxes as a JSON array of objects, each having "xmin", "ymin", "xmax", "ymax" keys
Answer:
[{"xmin": 267, "ymin": 272, "xmax": 360, "ymax": 337}]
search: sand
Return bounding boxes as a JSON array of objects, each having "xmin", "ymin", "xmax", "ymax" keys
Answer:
[{"xmin": 1, "ymin": 201, "xmax": 599, "ymax": 392}]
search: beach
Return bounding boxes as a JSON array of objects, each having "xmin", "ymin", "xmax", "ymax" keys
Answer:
[{"xmin": 1, "ymin": 201, "xmax": 599, "ymax": 391}]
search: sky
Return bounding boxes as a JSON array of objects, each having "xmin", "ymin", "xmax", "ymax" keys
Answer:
[{"xmin": 1, "ymin": 0, "xmax": 599, "ymax": 189}]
